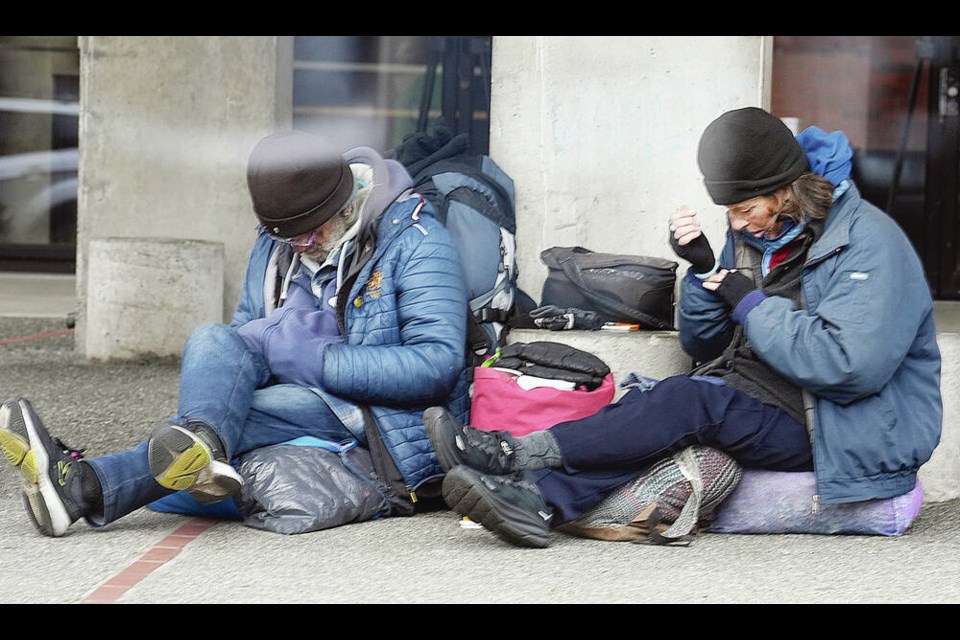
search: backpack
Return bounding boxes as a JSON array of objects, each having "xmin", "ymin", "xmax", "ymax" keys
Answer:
[{"xmin": 391, "ymin": 126, "xmax": 531, "ymax": 365}]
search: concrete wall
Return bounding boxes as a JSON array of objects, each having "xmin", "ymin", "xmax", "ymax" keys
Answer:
[
  {"xmin": 929, "ymin": 331, "xmax": 960, "ymax": 501},
  {"xmin": 75, "ymin": 36, "xmax": 293, "ymax": 355},
  {"xmin": 489, "ymin": 36, "xmax": 771, "ymax": 302}
]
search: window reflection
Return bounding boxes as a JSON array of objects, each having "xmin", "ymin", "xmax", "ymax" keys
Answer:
[
  {"xmin": 0, "ymin": 36, "xmax": 79, "ymax": 273},
  {"xmin": 293, "ymin": 36, "xmax": 491, "ymax": 155}
]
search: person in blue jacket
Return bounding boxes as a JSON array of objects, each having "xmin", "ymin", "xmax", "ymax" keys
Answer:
[
  {"xmin": 0, "ymin": 130, "xmax": 469, "ymax": 537},
  {"xmin": 425, "ymin": 106, "xmax": 943, "ymax": 548}
]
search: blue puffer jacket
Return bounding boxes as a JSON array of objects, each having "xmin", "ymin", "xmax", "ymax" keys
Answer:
[
  {"xmin": 232, "ymin": 183, "xmax": 470, "ymax": 497},
  {"xmin": 679, "ymin": 182, "xmax": 942, "ymax": 505}
]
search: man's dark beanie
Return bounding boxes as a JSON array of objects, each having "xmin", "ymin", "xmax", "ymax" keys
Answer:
[
  {"xmin": 246, "ymin": 130, "xmax": 354, "ymax": 238},
  {"xmin": 697, "ymin": 107, "xmax": 809, "ymax": 205}
]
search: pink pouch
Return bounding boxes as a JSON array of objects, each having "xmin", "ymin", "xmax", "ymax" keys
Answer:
[{"xmin": 469, "ymin": 367, "xmax": 615, "ymax": 436}]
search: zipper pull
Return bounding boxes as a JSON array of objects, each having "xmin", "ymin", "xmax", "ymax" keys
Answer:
[{"xmin": 811, "ymin": 494, "xmax": 820, "ymax": 514}]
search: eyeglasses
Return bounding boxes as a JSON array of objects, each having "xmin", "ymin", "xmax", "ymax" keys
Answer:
[
  {"xmin": 266, "ymin": 196, "xmax": 356, "ymax": 248},
  {"xmin": 268, "ymin": 227, "xmax": 318, "ymax": 248}
]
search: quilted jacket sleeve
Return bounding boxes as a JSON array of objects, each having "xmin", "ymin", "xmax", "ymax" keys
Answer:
[{"xmin": 321, "ymin": 220, "xmax": 468, "ymax": 406}]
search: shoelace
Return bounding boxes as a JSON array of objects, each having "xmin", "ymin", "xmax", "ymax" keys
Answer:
[
  {"xmin": 54, "ymin": 437, "xmax": 85, "ymax": 460},
  {"xmin": 497, "ymin": 470, "xmax": 540, "ymax": 493},
  {"xmin": 466, "ymin": 428, "xmax": 514, "ymax": 470}
]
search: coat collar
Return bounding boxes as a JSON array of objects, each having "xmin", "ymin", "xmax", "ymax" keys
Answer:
[{"xmin": 806, "ymin": 181, "xmax": 862, "ymax": 264}]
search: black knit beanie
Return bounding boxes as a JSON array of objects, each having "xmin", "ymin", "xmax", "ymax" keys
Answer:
[{"xmin": 697, "ymin": 107, "xmax": 809, "ymax": 205}]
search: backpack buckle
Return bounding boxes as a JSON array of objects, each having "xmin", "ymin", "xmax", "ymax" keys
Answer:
[{"xmin": 474, "ymin": 307, "xmax": 509, "ymax": 323}]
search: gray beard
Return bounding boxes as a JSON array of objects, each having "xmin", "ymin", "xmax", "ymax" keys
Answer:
[{"xmin": 301, "ymin": 205, "xmax": 361, "ymax": 262}]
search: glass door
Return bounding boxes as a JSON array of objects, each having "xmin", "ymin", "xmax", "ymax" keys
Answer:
[{"xmin": 772, "ymin": 35, "xmax": 960, "ymax": 299}]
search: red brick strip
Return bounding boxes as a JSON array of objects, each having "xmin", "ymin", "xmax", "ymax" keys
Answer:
[
  {"xmin": 0, "ymin": 328, "xmax": 74, "ymax": 346},
  {"xmin": 81, "ymin": 517, "xmax": 218, "ymax": 604}
]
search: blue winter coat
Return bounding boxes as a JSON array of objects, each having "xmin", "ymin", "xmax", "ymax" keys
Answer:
[
  {"xmin": 232, "ymin": 193, "xmax": 470, "ymax": 496},
  {"xmin": 679, "ymin": 183, "xmax": 942, "ymax": 504}
]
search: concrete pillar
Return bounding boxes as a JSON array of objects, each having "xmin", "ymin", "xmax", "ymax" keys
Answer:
[
  {"xmin": 489, "ymin": 36, "xmax": 771, "ymax": 302},
  {"xmin": 76, "ymin": 36, "xmax": 293, "ymax": 357},
  {"xmin": 85, "ymin": 238, "xmax": 223, "ymax": 361}
]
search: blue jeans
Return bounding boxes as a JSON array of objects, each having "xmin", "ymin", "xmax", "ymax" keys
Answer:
[
  {"xmin": 84, "ymin": 323, "xmax": 358, "ymax": 526},
  {"xmin": 532, "ymin": 375, "xmax": 814, "ymax": 526}
]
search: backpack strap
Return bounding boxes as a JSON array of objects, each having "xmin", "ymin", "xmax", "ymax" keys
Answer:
[
  {"xmin": 644, "ymin": 447, "xmax": 703, "ymax": 546},
  {"xmin": 469, "ymin": 277, "xmax": 512, "ymax": 316},
  {"xmin": 466, "ymin": 314, "xmax": 492, "ymax": 364}
]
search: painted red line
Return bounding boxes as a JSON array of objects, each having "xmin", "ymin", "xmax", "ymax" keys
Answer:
[
  {"xmin": 0, "ymin": 328, "xmax": 74, "ymax": 346},
  {"xmin": 80, "ymin": 517, "xmax": 218, "ymax": 604}
]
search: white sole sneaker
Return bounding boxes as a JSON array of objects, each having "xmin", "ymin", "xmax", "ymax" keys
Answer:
[
  {"xmin": 148, "ymin": 423, "xmax": 241, "ymax": 503},
  {"xmin": 2, "ymin": 399, "xmax": 79, "ymax": 537}
]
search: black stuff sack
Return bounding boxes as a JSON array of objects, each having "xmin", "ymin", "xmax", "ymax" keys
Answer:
[{"xmin": 539, "ymin": 246, "xmax": 678, "ymax": 330}]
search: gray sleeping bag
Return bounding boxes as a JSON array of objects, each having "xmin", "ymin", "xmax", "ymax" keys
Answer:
[{"xmin": 236, "ymin": 440, "xmax": 391, "ymax": 535}]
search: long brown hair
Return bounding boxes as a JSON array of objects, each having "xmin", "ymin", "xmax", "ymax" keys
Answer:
[{"xmin": 777, "ymin": 172, "xmax": 835, "ymax": 222}]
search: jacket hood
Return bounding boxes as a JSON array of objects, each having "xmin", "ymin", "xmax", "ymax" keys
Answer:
[
  {"xmin": 796, "ymin": 126, "xmax": 853, "ymax": 187},
  {"xmin": 342, "ymin": 146, "xmax": 413, "ymax": 237}
]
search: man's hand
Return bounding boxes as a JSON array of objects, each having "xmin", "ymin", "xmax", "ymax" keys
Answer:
[{"xmin": 669, "ymin": 206, "xmax": 716, "ymax": 275}]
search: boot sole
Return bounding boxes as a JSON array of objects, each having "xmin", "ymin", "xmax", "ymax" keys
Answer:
[
  {"xmin": 424, "ymin": 407, "xmax": 463, "ymax": 473},
  {"xmin": 442, "ymin": 466, "xmax": 550, "ymax": 548}
]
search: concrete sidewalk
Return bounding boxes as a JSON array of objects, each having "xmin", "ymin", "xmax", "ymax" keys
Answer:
[{"xmin": 1, "ymin": 317, "xmax": 959, "ymax": 604}]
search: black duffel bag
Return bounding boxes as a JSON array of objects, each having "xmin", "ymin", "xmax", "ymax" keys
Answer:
[{"xmin": 539, "ymin": 246, "xmax": 678, "ymax": 330}]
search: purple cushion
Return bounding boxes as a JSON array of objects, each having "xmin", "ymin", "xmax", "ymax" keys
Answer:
[{"xmin": 710, "ymin": 470, "xmax": 923, "ymax": 536}]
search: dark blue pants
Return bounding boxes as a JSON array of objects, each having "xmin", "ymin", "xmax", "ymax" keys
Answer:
[{"xmin": 531, "ymin": 375, "xmax": 813, "ymax": 526}]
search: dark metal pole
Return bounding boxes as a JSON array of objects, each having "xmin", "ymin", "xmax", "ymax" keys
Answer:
[
  {"xmin": 888, "ymin": 40, "xmax": 928, "ymax": 214},
  {"xmin": 416, "ymin": 37, "xmax": 442, "ymax": 133}
]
